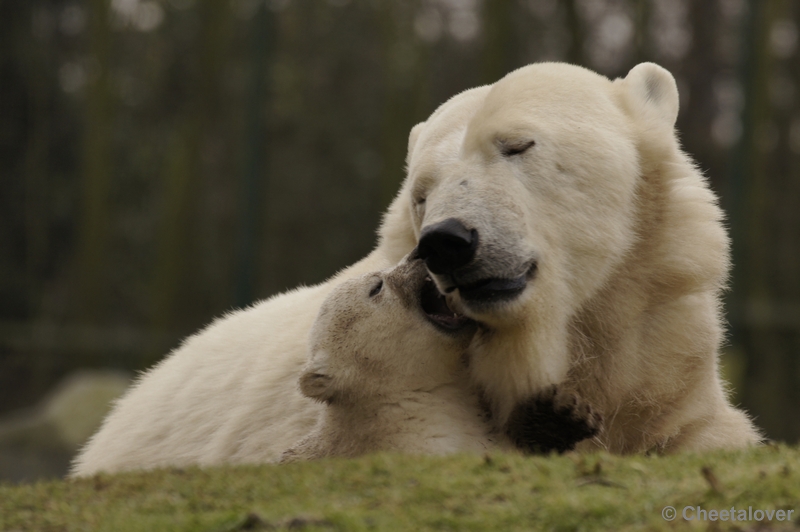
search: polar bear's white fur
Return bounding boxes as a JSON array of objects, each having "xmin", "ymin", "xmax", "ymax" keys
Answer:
[
  {"xmin": 280, "ymin": 257, "xmax": 508, "ymax": 461},
  {"xmin": 72, "ymin": 62, "xmax": 759, "ymax": 476}
]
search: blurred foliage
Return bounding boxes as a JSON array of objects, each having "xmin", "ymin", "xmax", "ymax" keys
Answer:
[{"xmin": 0, "ymin": 0, "xmax": 798, "ymax": 443}]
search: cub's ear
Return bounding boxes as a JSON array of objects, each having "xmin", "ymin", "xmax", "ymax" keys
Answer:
[
  {"xmin": 618, "ymin": 62, "xmax": 679, "ymax": 131},
  {"xmin": 406, "ymin": 122, "xmax": 426, "ymax": 166},
  {"xmin": 299, "ymin": 370, "xmax": 335, "ymax": 403},
  {"xmin": 299, "ymin": 358, "xmax": 336, "ymax": 403}
]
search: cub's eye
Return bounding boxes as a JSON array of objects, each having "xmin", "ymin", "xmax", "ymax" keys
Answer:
[
  {"xmin": 501, "ymin": 140, "xmax": 536, "ymax": 157},
  {"xmin": 369, "ymin": 279, "xmax": 384, "ymax": 298}
]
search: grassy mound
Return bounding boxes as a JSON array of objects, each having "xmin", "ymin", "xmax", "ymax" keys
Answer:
[{"xmin": 2, "ymin": 445, "xmax": 799, "ymax": 531}]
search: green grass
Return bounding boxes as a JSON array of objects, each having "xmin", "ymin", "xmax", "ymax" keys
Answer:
[{"xmin": 2, "ymin": 445, "xmax": 799, "ymax": 531}]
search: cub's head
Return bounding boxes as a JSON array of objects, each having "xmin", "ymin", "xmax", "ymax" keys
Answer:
[{"xmin": 299, "ymin": 256, "xmax": 477, "ymax": 405}]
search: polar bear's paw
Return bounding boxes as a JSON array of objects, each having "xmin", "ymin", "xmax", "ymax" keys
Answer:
[{"xmin": 505, "ymin": 385, "xmax": 602, "ymax": 454}]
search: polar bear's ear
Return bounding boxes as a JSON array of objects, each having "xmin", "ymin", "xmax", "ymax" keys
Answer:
[
  {"xmin": 299, "ymin": 366, "xmax": 335, "ymax": 403},
  {"xmin": 406, "ymin": 122, "xmax": 425, "ymax": 165},
  {"xmin": 619, "ymin": 62, "xmax": 679, "ymax": 130}
]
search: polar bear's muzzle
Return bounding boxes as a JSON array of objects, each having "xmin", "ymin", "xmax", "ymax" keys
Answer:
[
  {"xmin": 417, "ymin": 218, "xmax": 478, "ymax": 275},
  {"xmin": 388, "ymin": 256, "xmax": 475, "ymax": 335},
  {"xmin": 416, "ymin": 217, "xmax": 537, "ymax": 307}
]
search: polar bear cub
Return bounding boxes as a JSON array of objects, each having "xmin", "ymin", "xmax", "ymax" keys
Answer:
[
  {"xmin": 281, "ymin": 256, "xmax": 498, "ymax": 460},
  {"xmin": 281, "ymin": 256, "xmax": 601, "ymax": 461}
]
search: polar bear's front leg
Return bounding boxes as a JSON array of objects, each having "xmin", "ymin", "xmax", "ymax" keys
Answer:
[
  {"xmin": 467, "ymin": 300, "xmax": 573, "ymax": 427},
  {"xmin": 505, "ymin": 385, "xmax": 602, "ymax": 454}
]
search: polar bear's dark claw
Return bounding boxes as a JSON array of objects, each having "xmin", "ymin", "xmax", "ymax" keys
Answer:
[{"xmin": 505, "ymin": 386, "xmax": 602, "ymax": 454}]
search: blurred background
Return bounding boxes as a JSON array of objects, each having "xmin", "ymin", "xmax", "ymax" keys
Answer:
[{"xmin": 0, "ymin": 0, "xmax": 798, "ymax": 482}]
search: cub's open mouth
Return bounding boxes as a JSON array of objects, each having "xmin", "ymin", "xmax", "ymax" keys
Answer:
[{"xmin": 420, "ymin": 276, "xmax": 473, "ymax": 332}]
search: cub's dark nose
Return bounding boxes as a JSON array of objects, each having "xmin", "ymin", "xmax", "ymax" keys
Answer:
[{"xmin": 417, "ymin": 218, "xmax": 478, "ymax": 274}]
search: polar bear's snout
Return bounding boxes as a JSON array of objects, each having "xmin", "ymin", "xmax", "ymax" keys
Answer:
[
  {"xmin": 417, "ymin": 216, "xmax": 538, "ymax": 309},
  {"xmin": 417, "ymin": 218, "xmax": 478, "ymax": 275}
]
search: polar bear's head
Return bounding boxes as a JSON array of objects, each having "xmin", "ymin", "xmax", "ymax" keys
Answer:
[
  {"xmin": 378, "ymin": 62, "xmax": 690, "ymax": 407},
  {"xmin": 300, "ymin": 257, "xmax": 477, "ymax": 405}
]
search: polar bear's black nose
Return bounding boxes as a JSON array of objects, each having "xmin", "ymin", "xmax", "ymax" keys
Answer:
[{"xmin": 417, "ymin": 218, "xmax": 478, "ymax": 274}]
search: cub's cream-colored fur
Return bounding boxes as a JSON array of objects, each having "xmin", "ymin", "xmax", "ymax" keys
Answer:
[
  {"xmin": 281, "ymin": 258, "xmax": 507, "ymax": 461},
  {"xmin": 72, "ymin": 62, "xmax": 759, "ymax": 476}
]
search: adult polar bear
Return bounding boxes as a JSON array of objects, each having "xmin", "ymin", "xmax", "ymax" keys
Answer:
[{"xmin": 72, "ymin": 62, "xmax": 759, "ymax": 476}]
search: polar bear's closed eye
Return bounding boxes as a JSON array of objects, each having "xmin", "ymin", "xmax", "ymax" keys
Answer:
[{"xmin": 498, "ymin": 139, "xmax": 536, "ymax": 157}]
